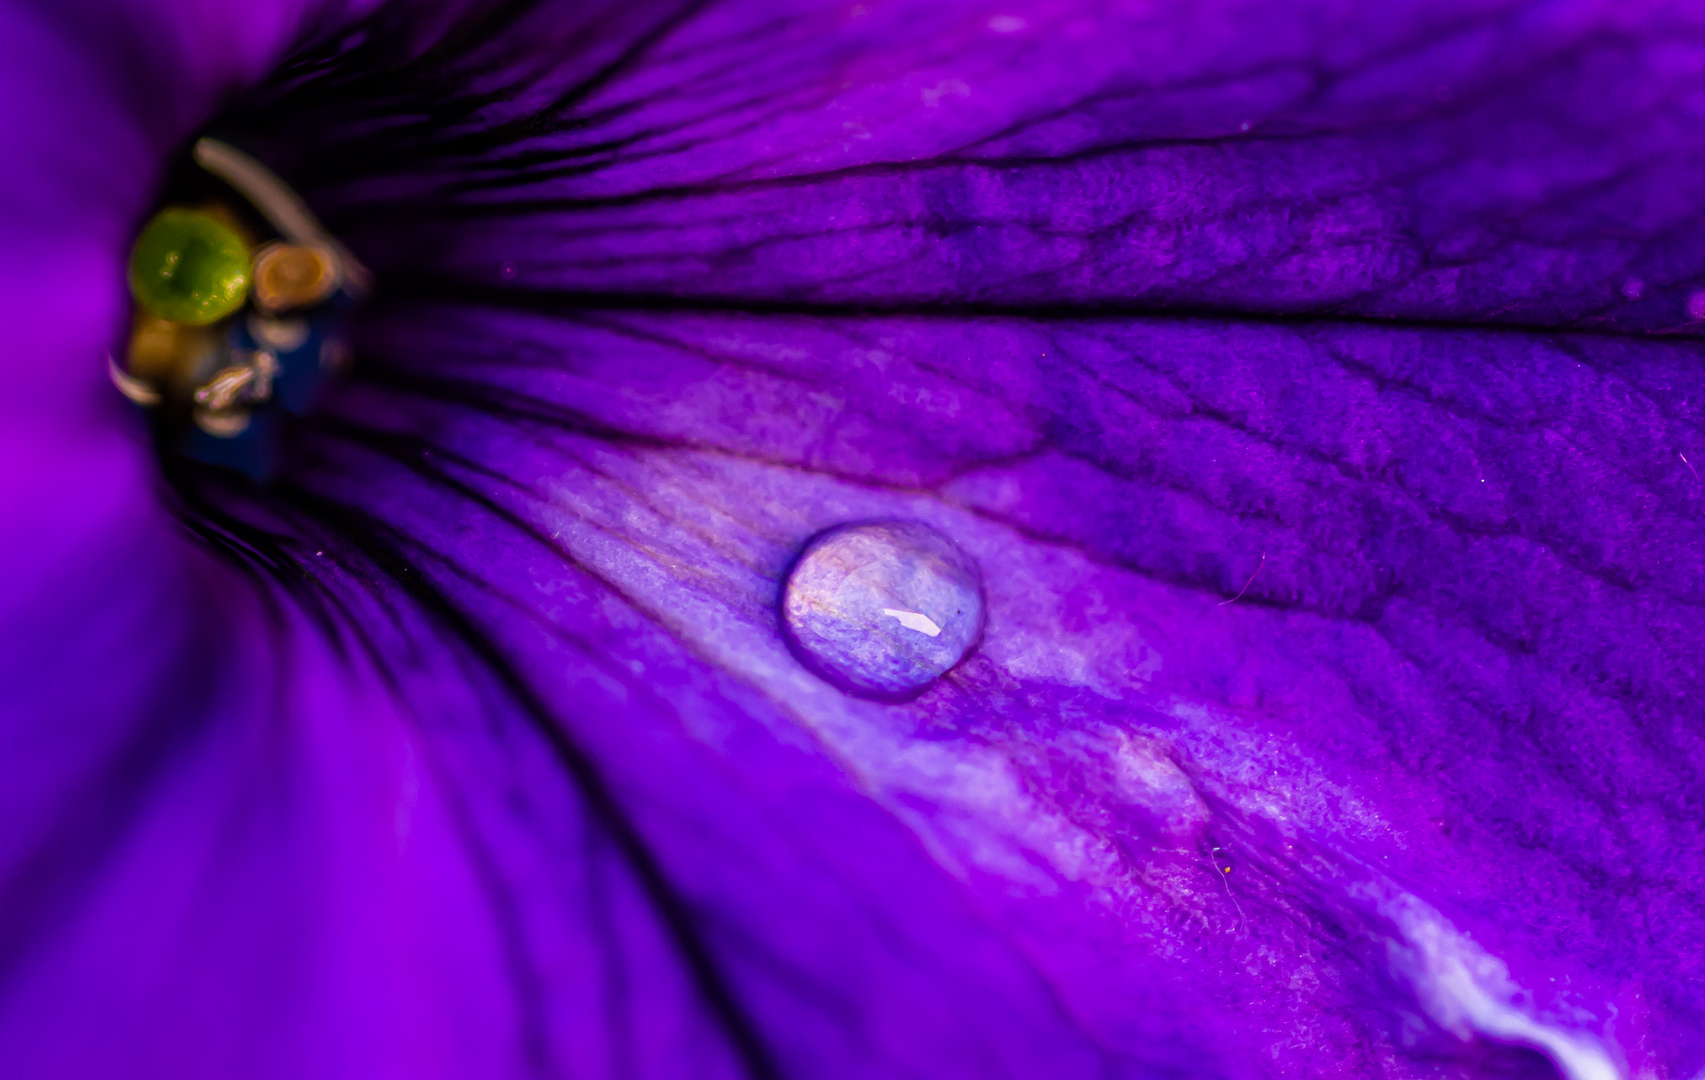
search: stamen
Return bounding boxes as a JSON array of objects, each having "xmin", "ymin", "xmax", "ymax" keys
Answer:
[
  {"xmin": 247, "ymin": 313, "xmax": 310, "ymax": 352},
  {"xmin": 193, "ymin": 409, "xmax": 252, "ymax": 437},
  {"xmin": 106, "ymin": 353, "xmax": 161, "ymax": 407},
  {"xmin": 194, "ymin": 364, "xmax": 258, "ymax": 411},
  {"xmin": 193, "ymin": 138, "xmax": 368, "ymax": 293}
]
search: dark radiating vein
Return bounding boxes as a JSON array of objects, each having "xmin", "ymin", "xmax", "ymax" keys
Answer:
[
  {"xmin": 376, "ymin": 272, "xmax": 1705, "ymax": 345},
  {"xmin": 265, "ymin": 483, "xmax": 784, "ymax": 1080}
]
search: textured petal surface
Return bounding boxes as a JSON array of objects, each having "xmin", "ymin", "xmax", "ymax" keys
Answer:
[{"xmin": 2, "ymin": 1, "xmax": 1703, "ymax": 1079}]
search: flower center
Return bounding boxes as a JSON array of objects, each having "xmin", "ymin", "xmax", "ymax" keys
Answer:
[{"xmin": 112, "ymin": 138, "xmax": 367, "ymax": 480}]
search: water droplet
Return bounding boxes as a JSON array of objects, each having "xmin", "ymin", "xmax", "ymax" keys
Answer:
[
  {"xmin": 781, "ymin": 521, "xmax": 984, "ymax": 699},
  {"xmin": 499, "ymin": 261, "xmax": 517, "ymax": 279}
]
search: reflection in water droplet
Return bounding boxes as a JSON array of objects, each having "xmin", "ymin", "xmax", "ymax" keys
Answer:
[{"xmin": 781, "ymin": 521, "xmax": 984, "ymax": 699}]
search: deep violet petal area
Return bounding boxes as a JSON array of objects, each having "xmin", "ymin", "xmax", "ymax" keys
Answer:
[{"xmin": 2, "ymin": 1, "xmax": 1703, "ymax": 1079}]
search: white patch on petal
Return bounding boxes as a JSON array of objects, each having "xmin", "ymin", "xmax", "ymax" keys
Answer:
[
  {"xmin": 1365, "ymin": 885, "xmax": 1623, "ymax": 1080},
  {"xmin": 921, "ymin": 79, "xmax": 970, "ymax": 107},
  {"xmin": 1107, "ymin": 731, "xmax": 1208, "ymax": 833}
]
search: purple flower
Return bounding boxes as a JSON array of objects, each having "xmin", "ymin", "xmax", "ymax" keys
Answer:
[{"xmin": 2, "ymin": 0, "xmax": 1701, "ymax": 1077}]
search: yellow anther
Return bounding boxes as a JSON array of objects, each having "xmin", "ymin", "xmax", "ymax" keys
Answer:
[
  {"xmin": 127, "ymin": 316, "xmax": 220, "ymax": 393},
  {"xmin": 253, "ymin": 242, "xmax": 338, "ymax": 314}
]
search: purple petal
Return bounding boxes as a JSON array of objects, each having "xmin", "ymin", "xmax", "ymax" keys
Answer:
[{"xmin": 3, "ymin": 2, "xmax": 1701, "ymax": 1079}]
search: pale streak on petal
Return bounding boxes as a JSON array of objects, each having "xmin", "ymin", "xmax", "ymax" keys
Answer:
[{"xmin": 1366, "ymin": 885, "xmax": 1623, "ymax": 1080}]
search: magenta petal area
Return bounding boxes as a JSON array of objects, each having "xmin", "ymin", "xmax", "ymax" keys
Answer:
[{"xmin": 4, "ymin": 1, "xmax": 1705, "ymax": 1078}]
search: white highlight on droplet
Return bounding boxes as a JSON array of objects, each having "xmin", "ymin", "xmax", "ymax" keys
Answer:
[{"xmin": 882, "ymin": 608, "xmax": 943, "ymax": 637}]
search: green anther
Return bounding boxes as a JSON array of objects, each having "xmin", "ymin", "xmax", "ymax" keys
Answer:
[{"xmin": 127, "ymin": 208, "xmax": 251, "ymax": 326}]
